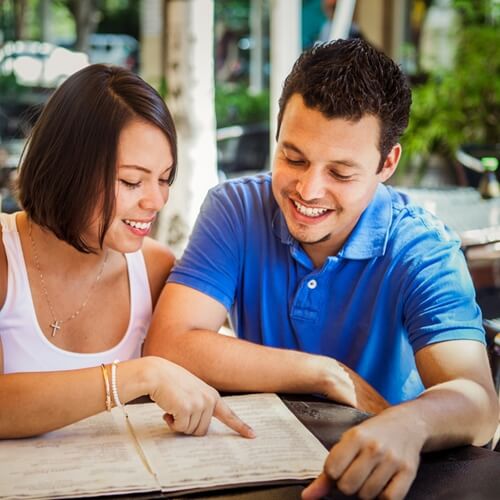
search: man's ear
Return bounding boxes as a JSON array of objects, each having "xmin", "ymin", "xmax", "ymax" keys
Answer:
[{"xmin": 379, "ymin": 144, "xmax": 402, "ymax": 183}]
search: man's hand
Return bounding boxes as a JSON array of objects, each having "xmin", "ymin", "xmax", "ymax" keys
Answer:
[
  {"xmin": 146, "ymin": 356, "xmax": 255, "ymax": 438},
  {"xmin": 302, "ymin": 407, "xmax": 424, "ymax": 500},
  {"xmin": 311, "ymin": 356, "xmax": 390, "ymax": 414}
]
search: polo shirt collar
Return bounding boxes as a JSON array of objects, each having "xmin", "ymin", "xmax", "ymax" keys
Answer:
[
  {"xmin": 338, "ymin": 183, "xmax": 392, "ymax": 259},
  {"xmin": 272, "ymin": 183, "xmax": 392, "ymax": 260}
]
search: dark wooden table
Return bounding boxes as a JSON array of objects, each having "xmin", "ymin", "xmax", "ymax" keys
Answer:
[{"xmin": 112, "ymin": 395, "xmax": 499, "ymax": 500}]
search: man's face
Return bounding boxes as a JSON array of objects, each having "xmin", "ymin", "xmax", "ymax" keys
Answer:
[{"xmin": 272, "ymin": 94, "xmax": 399, "ymax": 266}]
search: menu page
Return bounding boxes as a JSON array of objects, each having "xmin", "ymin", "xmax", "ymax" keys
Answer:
[
  {"xmin": 0, "ymin": 394, "xmax": 328, "ymax": 499},
  {"xmin": 126, "ymin": 393, "xmax": 328, "ymax": 493},
  {"xmin": 0, "ymin": 409, "xmax": 157, "ymax": 499}
]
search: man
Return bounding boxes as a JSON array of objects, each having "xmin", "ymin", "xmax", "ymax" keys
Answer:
[{"xmin": 145, "ymin": 39, "xmax": 498, "ymax": 499}]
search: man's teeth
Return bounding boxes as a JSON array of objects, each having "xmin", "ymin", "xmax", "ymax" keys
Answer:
[
  {"xmin": 293, "ymin": 201, "xmax": 328, "ymax": 217},
  {"xmin": 124, "ymin": 220, "xmax": 152, "ymax": 230}
]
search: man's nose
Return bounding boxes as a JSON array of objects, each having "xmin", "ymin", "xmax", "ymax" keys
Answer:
[{"xmin": 296, "ymin": 167, "xmax": 325, "ymax": 202}]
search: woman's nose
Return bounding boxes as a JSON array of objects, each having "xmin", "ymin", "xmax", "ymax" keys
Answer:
[{"xmin": 140, "ymin": 184, "xmax": 168, "ymax": 211}]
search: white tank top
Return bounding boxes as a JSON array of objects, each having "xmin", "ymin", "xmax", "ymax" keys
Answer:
[{"xmin": 0, "ymin": 213, "xmax": 153, "ymax": 373}]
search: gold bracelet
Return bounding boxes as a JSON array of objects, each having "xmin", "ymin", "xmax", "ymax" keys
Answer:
[{"xmin": 101, "ymin": 364, "xmax": 112, "ymax": 412}]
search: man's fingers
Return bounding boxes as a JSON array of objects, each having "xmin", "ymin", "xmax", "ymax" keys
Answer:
[
  {"xmin": 335, "ymin": 449, "xmax": 378, "ymax": 496},
  {"xmin": 357, "ymin": 460, "xmax": 398, "ymax": 499},
  {"xmin": 324, "ymin": 436, "xmax": 360, "ymax": 481},
  {"xmin": 214, "ymin": 400, "xmax": 255, "ymax": 438},
  {"xmin": 380, "ymin": 467, "xmax": 417, "ymax": 500},
  {"xmin": 301, "ymin": 472, "xmax": 332, "ymax": 500}
]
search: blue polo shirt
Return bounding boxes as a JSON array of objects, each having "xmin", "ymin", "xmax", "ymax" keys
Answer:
[{"xmin": 169, "ymin": 174, "xmax": 485, "ymax": 404}]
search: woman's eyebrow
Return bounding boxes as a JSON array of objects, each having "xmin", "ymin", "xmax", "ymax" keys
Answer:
[{"xmin": 119, "ymin": 165, "xmax": 173, "ymax": 175}]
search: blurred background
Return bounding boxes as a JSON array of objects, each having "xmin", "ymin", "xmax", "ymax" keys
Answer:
[{"xmin": 0, "ymin": 0, "xmax": 498, "ymax": 247}]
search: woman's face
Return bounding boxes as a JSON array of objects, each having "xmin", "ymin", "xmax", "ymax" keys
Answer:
[{"xmin": 86, "ymin": 118, "xmax": 174, "ymax": 253}]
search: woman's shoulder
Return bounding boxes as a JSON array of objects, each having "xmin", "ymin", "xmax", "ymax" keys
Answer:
[
  {"xmin": 0, "ymin": 218, "xmax": 8, "ymax": 309},
  {"xmin": 141, "ymin": 237, "xmax": 175, "ymax": 306},
  {"xmin": 0, "ymin": 211, "xmax": 25, "ymax": 310}
]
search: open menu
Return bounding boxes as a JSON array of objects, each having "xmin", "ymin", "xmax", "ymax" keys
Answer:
[{"xmin": 0, "ymin": 393, "xmax": 328, "ymax": 499}]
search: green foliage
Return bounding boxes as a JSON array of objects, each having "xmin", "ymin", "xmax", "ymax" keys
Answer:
[
  {"xmin": 97, "ymin": 0, "xmax": 139, "ymax": 39},
  {"xmin": 0, "ymin": 72, "xmax": 45, "ymax": 105},
  {"xmin": 399, "ymin": 2, "xmax": 499, "ymax": 180},
  {"xmin": 215, "ymin": 85, "xmax": 269, "ymax": 128},
  {"xmin": 0, "ymin": 72, "xmax": 22, "ymax": 96},
  {"xmin": 214, "ymin": 0, "xmax": 250, "ymax": 33}
]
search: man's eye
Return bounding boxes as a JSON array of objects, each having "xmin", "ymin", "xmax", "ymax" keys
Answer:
[
  {"xmin": 120, "ymin": 179, "xmax": 141, "ymax": 189},
  {"xmin": 330, "ymin": 171, "xmax": 352, "ymax": 181}
]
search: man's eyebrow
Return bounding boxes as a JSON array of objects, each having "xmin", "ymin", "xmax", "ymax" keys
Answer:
[
  {"xmin": 330, "ymin": 159, "xmax": 362, "ymax": 169},
  {"xmin": 119, "ymin": 164, "xmax": 173, "ymax": 175}
]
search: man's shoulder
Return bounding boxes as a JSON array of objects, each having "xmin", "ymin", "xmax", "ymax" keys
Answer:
[
  {"xmin": 386, "ymin": 186, "xmax": 460, "ymax": 245},
  {"xmin": 210, "ymin": 173, "xmax": 272, "ymax": 198},
  {"xmin": 206, "ymin": 173, "xmax": 275, "ymax": 214}
]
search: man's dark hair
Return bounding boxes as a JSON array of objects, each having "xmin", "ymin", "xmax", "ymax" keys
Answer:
[
  {"xmin": 277, "ymin": 39, "xmax": 411, "ymax": 171},
  {"xmin": 17, "ymin": 64, "xmax": 177, "ymax": 253}
]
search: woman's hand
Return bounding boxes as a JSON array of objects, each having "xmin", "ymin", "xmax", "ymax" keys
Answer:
[{"xmin": 143, "ymin": 356, "xmax": 255, "ymax": 437}]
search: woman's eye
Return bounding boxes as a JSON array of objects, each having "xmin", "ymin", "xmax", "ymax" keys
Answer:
[
  {"xmin": 286, "ymin": 157, "xmax": 305, "ymax": 166},
  {"xmin": 120, "ymin": 179, "xmax": 141, "ymax": 189},
  {"xmin": 159, "ymin": 178, "xmax": 171, "ymax": 186}
]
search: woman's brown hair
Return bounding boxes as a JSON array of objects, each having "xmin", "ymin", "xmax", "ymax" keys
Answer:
[{"xmin": 17, "ymin": 64, "xmax": 177, "ymax": 253}]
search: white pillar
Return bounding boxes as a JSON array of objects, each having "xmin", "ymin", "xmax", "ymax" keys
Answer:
[
  {"xmin": 156, "ymin": 0, "xmax": 218, "ymax": 256},
  {"xmin": 39, "ymin": 0, "xmax": 52, "ymax": 43},
  {"xmin": 139, "ymin": 0, "xmax": 163, "ymax": 87},
  {"xmin": 269, "ymin": 0, "xmax": 301, "ymax": 153},
  {"xmin": 329, "ymin": 0, "xmax": 356, "ymax": 40},
  {"xmin": 249, "ymin": 0, "xmax": 264, "ymax": 94}
]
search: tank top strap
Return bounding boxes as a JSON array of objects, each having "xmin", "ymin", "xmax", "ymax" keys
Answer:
[{"xmin": 0, "ymin": 212, "xmax": 19, "ymax": 232}]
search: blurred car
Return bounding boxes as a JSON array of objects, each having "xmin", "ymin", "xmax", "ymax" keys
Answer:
[
  {"xmin": 217, "ymin": 123, "xmax": 270, "ymax": 179},
  {"xmin": 88, "ymin": 34, "xmax": 139, "ymax": 72},
  {"xmin": 0, "ymin": 40, "xmax": 88, "ymax": 212},
  {"xmin": 0, "ymin": 40, "xmax": 89, "ymax": 88}
]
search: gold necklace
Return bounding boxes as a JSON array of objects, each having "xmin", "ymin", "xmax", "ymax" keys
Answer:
[{"xmin": 28, "ymin": 220, "xmax": 108, "ymax": 337}]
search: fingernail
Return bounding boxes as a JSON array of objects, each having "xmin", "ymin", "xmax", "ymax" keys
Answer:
[{"xmin": 246, "ymin": 425, "xmax": 256, "ymax": 438}]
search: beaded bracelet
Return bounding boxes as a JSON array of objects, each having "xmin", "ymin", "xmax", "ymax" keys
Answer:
[
  {"xmin": 100, "ymin": 364, "xmax": 112, "ymax": 412},
  {"xmin": 111, "ymin": 359, "xmax": 123, "ymax": 408}
]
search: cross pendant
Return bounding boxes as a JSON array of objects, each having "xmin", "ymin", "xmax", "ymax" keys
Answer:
[{"xmin": 50, "ymin": 320, "xmax": 61, "ymax": 337}]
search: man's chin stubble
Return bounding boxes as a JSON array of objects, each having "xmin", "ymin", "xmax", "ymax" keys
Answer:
[{"xmin": 296, "ymin": 232, "xmax": 332, "ymax": 246}]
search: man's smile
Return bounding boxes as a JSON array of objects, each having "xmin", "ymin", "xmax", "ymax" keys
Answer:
[{"xmin": 292, "ymin": 200, "xmax": 330, "ymax": 218}]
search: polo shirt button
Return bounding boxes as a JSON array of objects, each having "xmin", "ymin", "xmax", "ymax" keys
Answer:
[{"xmin": 307, "ymin": 279, "xmax": 317, "ymax": 289}]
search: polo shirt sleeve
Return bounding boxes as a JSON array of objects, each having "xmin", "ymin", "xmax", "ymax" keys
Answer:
[
  {"xmin": 400, "ymin": 215, "xmax": 485, "ymax": 353},
  {"xmin": 168, "ymin": 186, "xmax": 242, "ymax": 311}
]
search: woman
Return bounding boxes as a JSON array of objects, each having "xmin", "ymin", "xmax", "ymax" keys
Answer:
[{"xmin": 0, "ymin": 64, "xmax": 251, "ymax": 439}]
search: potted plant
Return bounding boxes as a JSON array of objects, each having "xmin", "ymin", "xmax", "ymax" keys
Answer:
[{"xmin": 397, "ymin": 0, "xmax": 499, "ymax": 186}]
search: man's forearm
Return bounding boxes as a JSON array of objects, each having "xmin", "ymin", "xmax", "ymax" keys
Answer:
[
  {"xmin": 144, "ymin": 328, "xmax": 388, "ymax": 414},
  {"xmin": 389, "ymin": 378, "xmax": 498, "ymax": 451}
]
